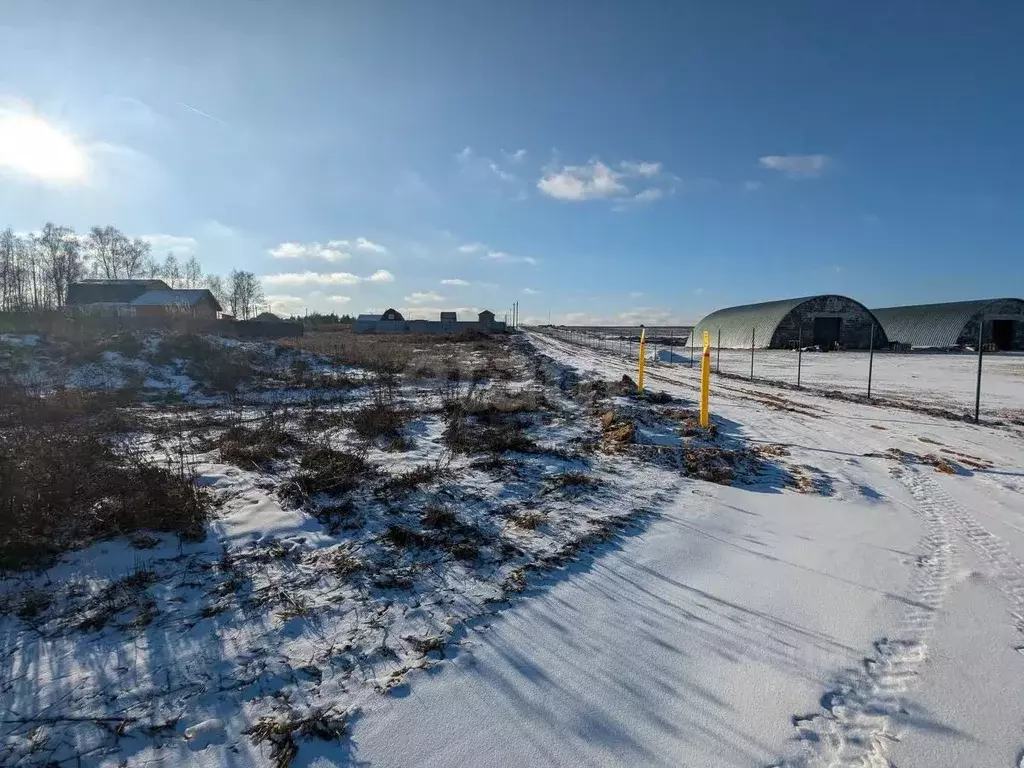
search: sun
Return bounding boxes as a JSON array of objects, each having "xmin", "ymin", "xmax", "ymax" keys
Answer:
[{"xmin": 0, "ymin": 110, "xmax": 89, "ymax": 185}]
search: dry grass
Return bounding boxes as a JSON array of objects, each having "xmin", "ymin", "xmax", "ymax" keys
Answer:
[
  {"xmin": 291, "ymin": 447, "xmax": 375, "ymax": 498},
  {"xmin": 348, "ymin": 398, "xmax": 409, "ymax": 441},
  {"xmin": 244, "ymin": 707, "xmax": 349, "ymax": 768},
  {"xmin": 0, "ymin": 387, "xmax": 209, "ymax": 570},
  {"xmin": 219, "ymin": 414, "xmax": 299, "ymax": 469}
]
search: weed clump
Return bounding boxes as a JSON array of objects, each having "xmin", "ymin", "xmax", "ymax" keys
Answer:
[
  {"xmin": 0, "ymin": 392, "xmax": 209, "ymax": 570},
  {"xmin": 292, "ymin": 447, "xmax": 374, "ymax": 498}
]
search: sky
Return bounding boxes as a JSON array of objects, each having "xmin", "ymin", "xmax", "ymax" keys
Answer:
[{"xmin": 1, "ymin": 0, "xmax": 1022, "ymax": 324}]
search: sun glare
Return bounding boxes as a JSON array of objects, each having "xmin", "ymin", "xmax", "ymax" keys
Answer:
[{"xmin": 0, "ymin": 110, "xmax": 89, "ymax": 184}]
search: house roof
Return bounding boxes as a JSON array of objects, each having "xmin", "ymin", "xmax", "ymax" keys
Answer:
[
  {"xmin": 129, "ymin": 289, "xmax": 223, "ymax": 312},
  {"xmin": 356, "ymin": 314, "xmax": 379, "ymax": 322},
  {"xmin": 67, "ymin": 279, "xmax": 170, "ymax": 305},
  {"xmin": 871, "ymin": 298, "xmax": 1024, "ymax": 348}
]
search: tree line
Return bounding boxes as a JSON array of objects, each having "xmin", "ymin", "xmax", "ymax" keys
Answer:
[{"xmin": 0, "ymin": 223, "xmax": 265, "ymax": 319}]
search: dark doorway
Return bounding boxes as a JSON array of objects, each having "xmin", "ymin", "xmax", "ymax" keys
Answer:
[
  {"xmin": 991, "ymin": 319, "xmax": 1014, "ymax": 351},
  {"xmin": 813, "ymin": 317, "xmax": 842, "ymax": 350}
]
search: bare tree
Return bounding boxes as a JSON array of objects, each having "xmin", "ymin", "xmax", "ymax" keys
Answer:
[
  {"xmin": 162, "ymin": 253, "xmax": 182, "ymax": 288},
  {"xmin": 205, "ymin": 273, "xmax": 228, "ymax": 308},
  {"xmin": 0, "ymin": 229, "xmax": 16, "ymax": 311},
  {"xmin": 38, "ymin": 223, "xmax": 82, "ymax": 306},
  {"xmin": 88, "ymin": 225, "xmax": 122, "ymax": 279},
  {"xmin": 183, "ymin": 255, "xmax": 203, "ymax": 289},
  {"xmin": 123, "ymin": 237, "xmax": 150, "ymax": 279},
  {"xmin": 226, "ymin": 269, "xmax": 263, "ymax": 320},
  {"xmin": 21, "ymin": 234, "xmax": 49, "ymax": 309}
]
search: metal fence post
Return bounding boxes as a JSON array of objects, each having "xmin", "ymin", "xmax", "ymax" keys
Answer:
[
  {"xmin": 716, "ymin": 328, "xmax": 721, "ymax": 373},
  {"xmin": 867, "ymin": 323, "xmax": 875, "ymax": 398},
  {"xmin": 975, "ymin": 320, "xmax": 984, "ymax": 423},
  {"xmin": 669, "ymin": 330, "xmax": 674, "ymax": 365},
  {"xmin": 750, "ymin": 328, "xmax": 755, "ymax": 380},
  {"xmin": 690, "ymin": 329, "xmax": 694, "ymax": 368},
  {"xmin": 797, "ymin": 325, "xmax": 803, "ymax": 388}
]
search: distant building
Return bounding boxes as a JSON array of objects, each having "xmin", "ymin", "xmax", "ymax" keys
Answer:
[
  {"xmin": 691, "ymin": 295, "xmax": 885, "ymax": 350},
  {"xmin": 872, "ymin": 298, "xmax": 1024, "ymax": 350},
  {"xmin": 67, "ymin": 279, "xmax": 223, "ymax": 320},
  {"xmin": 353, "ymin": 309, "xmax": 507, "ymax": 334},
  {"xmin": 67, "ymin": 279, "xmax": 170, "ymax": 306}
]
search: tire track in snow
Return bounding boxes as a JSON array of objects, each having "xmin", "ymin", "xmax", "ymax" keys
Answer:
[
  {"xmin": 901, "ymin": 468, "xmax": 1024, "ymax": 636},
  {"xmin": 776, "ymin": 464, "xmax": 955, "ymax": 768}
]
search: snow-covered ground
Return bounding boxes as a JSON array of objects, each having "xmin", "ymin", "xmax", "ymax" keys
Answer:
[
  {"xmin": 344, "ymin": 332, "xmax": 1024, "ymax": 767},
  {"xmin": 3, "ymin": 330, "xmax": 1023, "ymax": 767}
]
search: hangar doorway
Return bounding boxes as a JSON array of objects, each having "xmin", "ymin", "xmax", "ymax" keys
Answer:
[
  {"xmin": 813, "ymin": 317, "xmax": 842, "ymax": 350},
  {"xmin": 991, "ymin": 319, "xmax": 1014, "ymax": 351}
]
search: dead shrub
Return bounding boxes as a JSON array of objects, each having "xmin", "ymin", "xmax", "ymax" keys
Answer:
[
  {"xmin": 510, "ymin": 510, "xmax": 547, "ymax": 530},
  {"xmin": 349, "ymin": 400, "xmax": 408, "ymax": 440},
  {"xmin": 314, "ymin": 501, "xmax": 364, "ymax": 534},
  {"xmin": 244, "ymin": 707, "xmax": 349, "ymax": 768},
  {"xmin": 443, "ymin": 412, "xmax": 539, "ymax": 456},
  {"xmin": 219, "ymin": 418, "xmax": 298, "ymax": 469},
  {"xmin": 292, "ymin": 447, "xmax": 374, "ymax": 498},
  {"xmin": 544, "ymin": 472, "xmax": 599, "ymax": 493},
  {"xmin": 383, "ymin": 525, "xmax": 428, "ymax": 549},
  {"xmin": 421, "ymin": 505, "xmax": 457, "ymax": 529},
  {"xmin": 374, "ymin": 465, "xmax": 442, "ymax": 500},
  {"xmin": 682, "ymin": 446, "xmax": 738, "ymax": 484},
  {"xmin": 449, "ymin": 541, "xmax": 479, "ymax": 561},
  {"xmin": 0, "ymin": 396, "xmax": 209, "ymax": 570},
  {"xmin": 152, "ymin": 333, "xmax": 255, "ymax": 392}
]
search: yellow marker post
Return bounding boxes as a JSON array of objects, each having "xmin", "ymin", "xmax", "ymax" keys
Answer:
[
  {"xmin": 700, "ymin": 330, "xmax": 711, "ymax": 428},
  {"xmin": 637, "ymin": 327, "xmax": 647, "ymax": 394}
]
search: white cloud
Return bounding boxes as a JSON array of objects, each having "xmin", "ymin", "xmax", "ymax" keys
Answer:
[
  {"xmin": 262, "ymin": 271, "xmax": 362, "ymax": 287},
  {"xmin": 629, "ymin": 291, "xmax": 644, "ymax": 299},
  {"xmin": 458, "ymin": 242, "xmax": 485, "ymax": 254},
  {"xmin": 140, "ymin": 234, "xmax": 198, "ymax": 256},
  {"xmin": 266, "ymin": 292, "xmax": 352, "ymax": 316},
  {"xmin": 633, "ymin": 188, "xmax": 663, "ymax": 203},
  {"xmin": 265, "ymin": 294, "xmax": 307, "ymax": 316},
  {"xmin": 504, "ymin": 149, "xmax": 527, "ymax": 164},
  {"xmin": 267, "ymin": 236, "xmax": 384, "ymax": 260},
  {"xmin": 537, "ymin": 160, "xmax": 627, "ymax": 201},
  {"xmin": 692, "ymin": 287, "xmax": 705, "ymax": 296},
  {"xmin": 522, "ymin": 288, "xmax": 541, "ymax": 295},
  {"xmin": 441, "ymin": 278, "xmax": 469, "ymax": 286},
  {"xmin": 742, "ymin": 180, "xmax": 763, "ymax": 191},
  {"xmin": 269, "ymin": 241, "xmax": 351, "ymax": 262},
  {"xmin": 620, "ymin": 161, "xmax": 661, "ymax": 177},
  {"xmin": 367, "ymin": 269, "xmax": 394, "ymax": 283},
  {"xmin": 405, "ymin": 291, "xmax": 444, "ymax": 304},
  {"xmin": 0, "ymin": 104, "xmax": 90, "ymax": 185},
  {"xmin": 758, "ymin": 154, "xmax": 831, "ymax": 178},
  {"xmin": 355, "ymin": 237, "xmax": 387, "ymax": 253},
  {"xmin": 483, "ymin": 250, "xmax": 538, "ymax": 266},
  {"xmin": 458, "ymin": 147, "xmax": 523, "ymax": 192}
]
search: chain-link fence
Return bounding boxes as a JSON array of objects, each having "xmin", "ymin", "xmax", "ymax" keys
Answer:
[{"xmin": 525, "ymin": 325, "xmax": 1024, "ymax": 425}]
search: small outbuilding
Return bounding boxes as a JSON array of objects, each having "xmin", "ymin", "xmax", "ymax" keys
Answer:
[
  {"xmin": 871, "ymin": 298, "xmax": 1024, "ymax": 351},
  {"xmin": 691, "ymin": 294, "xmax": 886, "ymax": 350},
  {"xmin": 129, "ymin": 289, "xmax": 222, "ymax": 320}
]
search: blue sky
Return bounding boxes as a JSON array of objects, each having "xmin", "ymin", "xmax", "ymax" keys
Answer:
[{"xmin": 1, "ymin": 0, "xmax": 1021, "ymax": 323}]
